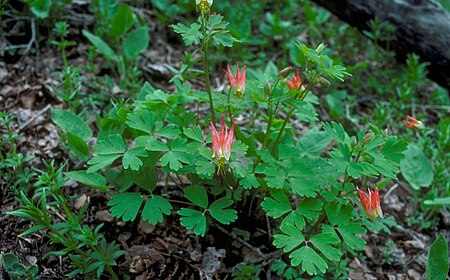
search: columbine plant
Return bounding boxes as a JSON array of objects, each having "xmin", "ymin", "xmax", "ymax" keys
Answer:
[{"xmin": 17, "ymin": 2, "xmax": 409, "ymax": 278}]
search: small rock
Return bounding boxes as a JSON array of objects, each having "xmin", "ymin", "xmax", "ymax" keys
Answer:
[
  {"xmin": 74, "ymin": 194, "xmax": 87, "ymax": 210},
  {"xmin": 201, "ymin": 247, "xmax": 226, "ymax": 277},
  {"xmin": 138, "ymin": 220, "xmax": 155, "ymax": 234},
  {"xmin": 403, "ymin": 240, "xmax": 425, "ymax": 250},
  {"xmin": 96, "ymin": 210, "xmax": 113, "ymax": 222},
  {"xmin": 408, "ymin": 269, "xmax": 421, "ymax": 280}
]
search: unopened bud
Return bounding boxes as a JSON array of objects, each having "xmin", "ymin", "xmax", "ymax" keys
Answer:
[
  {"xmin": 278, "ymin": 67, "xmax": 292, "ymax": 79},
  {"xmin": 264, "ymin": 82, "xmax": 272, "ymax": 96},
  {"xmin": 318, "ymin": 77, "xmax": 331, "ymax": 86},
  {"xmin": 363, "ymin": 132, "xmax": 374, "ymax": 144}
]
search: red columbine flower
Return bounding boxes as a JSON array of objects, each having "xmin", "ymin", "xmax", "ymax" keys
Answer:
[
  {"xmin": 287, "ymin": 69, "xmax": 302, "ymax": 90},
  {"xmin": 224, "ymin": 63, "xmax": 246, "ymax": 98},
  {"xmin": 357, "ymin": 187, "xmax": 383, "ymax": 220},
  {"xmin": 210, "ymin": 115, "xmax": 235, "ymax": 165},
  {"xmin": 403, "ymin": 116, "xmax": 425, "ymax": 130}
]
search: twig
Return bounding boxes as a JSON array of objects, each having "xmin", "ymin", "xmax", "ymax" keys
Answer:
[
  {"xmin": 383, "ymin": 183, "xmax": 398, "ymax": 202},
  {"xmin": 5, "ymin": 19, "xmax": 36, "ymax": 55},
  {"xmin": 17, "ymin": 104, "xmax": 51, "ymax": 132}
]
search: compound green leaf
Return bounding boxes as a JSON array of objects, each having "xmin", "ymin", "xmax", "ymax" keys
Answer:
[
  {"xmin": 126, "ymin": 110, "xmax": 154, "ymax": 133},
  {"xmin": 273, "ymin": 223, "xmax": 305, "ymax": 252},
  {"xmin": 108, "ymin": 193, "xmax": 143, "ymax": 222},
  {"xmin": 123, "ymin": 147, "xmax": 147, "ymax": 171},
  {"xmin": 178, "ymin": 208, "xmax": 206, "ymax": 236},
  {"xmin": 297, "ymin": 198, "xmax": 323, "ymax": 220},
  {"xmin": 141, "ymin": 195, "xmax": 172, "ymax": 225},
  {"xmin": 310, "ymin": 232, "xmax": 341, "ymax": 261},
  {"xmin": 209, "ymin": 197, "xmax": 237, "ymax": 225},
  {"xmin": 261, "ymin": 190, "xmax": 292, "ymax": 218},
  {"xmin": 289, "ymin": 246, "xmax": 327, "ymax": 275},
  {"xmin": 337, "ymin": 223, "xmax": 367, "ymax": 250},
  {"xmin": 171, "ymin": 22, "xmax": 203, "ymax": 46}
]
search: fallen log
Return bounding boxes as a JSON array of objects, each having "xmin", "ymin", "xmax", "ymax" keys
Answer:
[{"xmin": 311, "ymin": 0, "xmax": 450, "ymax": 90}]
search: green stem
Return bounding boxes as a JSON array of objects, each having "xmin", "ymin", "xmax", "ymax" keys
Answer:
[
  {"xmin": 270, "ymin": 78, "xmax": 316, "ymax": 156},
  {"xmin": 202, "ymin": 16, "xmax": 216, "ymax": 124}
]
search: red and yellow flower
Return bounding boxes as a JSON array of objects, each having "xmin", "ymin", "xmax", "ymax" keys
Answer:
[
  {"xmin": 210, "ymin": 115, "xmax": 235, "ymax": 166},
  {"xmin": 224, "ymin": 63, "xmax": 246, "ymax": 98},
  {"xmin": 357, "ymin": 187, "xmax": 383, "ymax": 220}
]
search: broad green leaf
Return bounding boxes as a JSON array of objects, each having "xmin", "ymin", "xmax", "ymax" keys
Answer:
[
  {"xmin": 124, "ymin": 26, "xmax": 149, "ymax": 59},
  {"xmin": 82, "ymin": 30, "xmax": 117, "ymax": 61},
  {"xmin": 209, "ymin": 197, "xmax": 237, "ymax": 224},
  {"xmin": 123, "ymin": 147, "xmax": 147, "ymax": 171},
  {"xmin": 426, "ymin": 233, "xmax": 449, "ymax": 280},
  {"xmin": 171, "ymin": 23, "xmax": 203, "ymax": 46},
  {"xmin": 160, "ymin": 150, "xmax": 189, "ymax": 171},
  {"xmin": 110, "ymin": 4, "xmax": 134, "ymax": 37},
  {"xmin": 184, "ymin": 185, "xmax": 208, "ymax": 208},
  {"xmin": 126, "ymin": 110, "xmax": 154, "ymax": 133},
  {"xmin": 141, "ymin": 195, "xmax": 172, "ymax": 225},
  {"xmin": 178, "ymin": 208, "xmax": 206, "ymax": 236},
  {"xmin": 289, "ymin": 246, "xmax": 327, "ymax": 275},
  {"xmin": 261, "ymin": 190, "xmax": 292, "ymax": 218},
  {"xmin": 65, "ymin": 170, "xmax": 108, "ymax": 190},
  {"xmin": 108, "ymin": 193, "xmax": 143, "ymax": 222},
  {"xmin": 310, "ymin": 232, "xmax": 341, "ymax": 261},
  {"xmin": 400, "ymin": 144, "xmax": 434, "ymax": 190},
  {"xmin": 273, "ymin": 223, "xmax": 305, "ymax": 252},
  {"xmin": 67, "ymin": 132, "xmax": 90, "ymax": 160},
  {"xmin": 337, "ymin": 223, "xmax": 367, "ymax": 250},
  {"xmin": 52, "ymin": 109, "xmax": 92, "ymax": 141}
]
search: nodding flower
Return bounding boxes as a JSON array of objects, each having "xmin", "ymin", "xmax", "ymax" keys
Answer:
[
  {"xmin": 403, "ymin": 116, "xmax": 425, "ymax": 130},
  {"xmin": 357, "ymin": 187, "xmax": 383, "ymax": 220},
  {"xmin": 224, "ymin": 63, "xmax": 246, "ymax": 98},
  {"xmin": 287, "ymin": 68, "xmax": 302, "ymax": 90},
  {"xmin": 210, "ymin": 115, "xmax": 235, "ymax": 166}
]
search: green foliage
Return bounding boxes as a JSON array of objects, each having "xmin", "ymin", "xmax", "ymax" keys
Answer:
[
  {"xmin": 1, "ymin": 252, "xmax": 39, "ymax": 280},
  {"xmin": 426, "ymin": 234, "xmax": 449, "ymax": 280}
]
